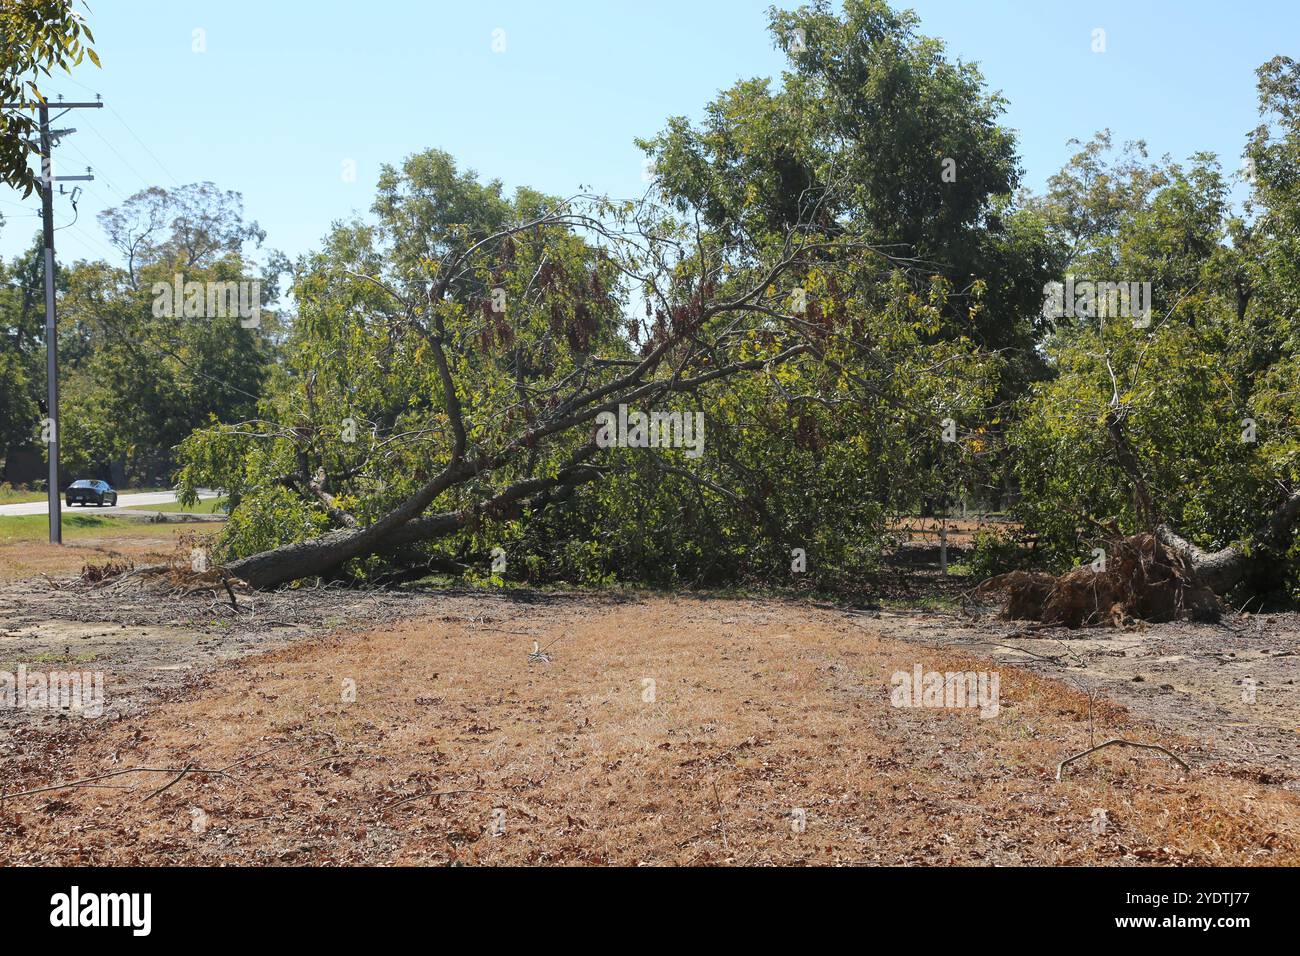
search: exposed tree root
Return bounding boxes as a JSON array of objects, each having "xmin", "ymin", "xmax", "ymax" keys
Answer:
[{"xmin": 977, "ymin": 534, "xmax": 1221, "ymax": 628}]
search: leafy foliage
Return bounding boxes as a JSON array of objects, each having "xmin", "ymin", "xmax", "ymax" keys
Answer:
[
  {"xmin": 4, "ymin": 0, "xmax": 1296, "ymax": 603},
  {"xmin": 0, "ymin": 0, "xmax": 99, "ymax": 195},
  {"xmin": 1007, "ymin": 71, "xmax": 1300, "ymax": 598}
]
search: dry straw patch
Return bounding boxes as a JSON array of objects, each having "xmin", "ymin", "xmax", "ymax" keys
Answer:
[
  {"xmin": 0, "ymin": 525, "xmax": 194, "ymax": 583},
  {"xmin": 2, "ymin": 596, "xmax": 1296, "ymax": 865}
]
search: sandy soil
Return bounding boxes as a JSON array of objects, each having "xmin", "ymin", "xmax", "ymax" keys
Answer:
[
  {"xmin": 0, "ymin": 578, "xmax": 447, "ymax": 733},
  {"xmin": 869, "ymin": 608, "xmax": 1300, "ymax": 790},
  {"xmin": 1, "ymin": 586, "xmax": 1296, "ymax": 866}
]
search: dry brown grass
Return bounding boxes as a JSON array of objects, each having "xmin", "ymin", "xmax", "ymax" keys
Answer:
[
  {"xmin": 0, "ymin": 527, "xmax": 195, "ymax": 583},
  {"xmin": 0, "ymin": 511, "xmax": 215, "ymax": 584},
  {"xmin": 3, "ymin": 595, "xmax": 1296, "ymax": 865}
]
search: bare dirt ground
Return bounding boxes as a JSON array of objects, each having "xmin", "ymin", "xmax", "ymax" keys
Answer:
[
  {"xmin": 1, "ymin": 569, "xmax": 1297, "ymax": 865},
  {"xmin": 870, "ymin": 608, "xmax": 1300, "ymax": 790},
  {"xmin": 0, "ymin": 576, "xmax": 445, "ymax": 735},
  {"xmin": 890, "ymin": 515, "xmax": 1004, "ymax": 548}
]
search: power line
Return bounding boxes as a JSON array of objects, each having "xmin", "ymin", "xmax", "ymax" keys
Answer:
[
  {"xmin": 52, "ymin": 75, "xmax": 182, "ymax": 187},
  {"xmin": 73, "ymin": 182, "xmax": 114, "ymax": 208},
  {"xmin": 10, "ymin": 91, "xmax": 279, "ymax": 478},
  {"xmin": 106, "ymin": 103, "xmax": 181, "ymax": 187},
  {"xmin": 60, "ymin": 220, "xmax": 118, "ymax": 261},
  {"xmin": 61, "ymin": 139, "xmax": 128, "ymax": 201},
  {"xmin": 82, "ymin": 122, "xmax": 155, "ymax": 192}
]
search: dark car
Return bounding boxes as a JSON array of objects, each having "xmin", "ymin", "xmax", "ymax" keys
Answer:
[{"xmin": 66, "ymin": 479, "xmax": 118, "ymax": 507}]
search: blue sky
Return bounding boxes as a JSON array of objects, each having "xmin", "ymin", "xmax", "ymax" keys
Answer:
[{"xmin": 1, "ymin": 0, "xmax": 1292, "ymax": 268}]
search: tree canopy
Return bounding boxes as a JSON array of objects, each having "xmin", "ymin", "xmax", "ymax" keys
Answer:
[{"xmin": 3, "ymin": 3, "xmax": 1295, "ymax": 606}]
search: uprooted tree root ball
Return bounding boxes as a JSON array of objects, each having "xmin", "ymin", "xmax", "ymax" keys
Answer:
[{"xmin": 975, "ymin": 534, "xmax": 1222, "ymax": 628}]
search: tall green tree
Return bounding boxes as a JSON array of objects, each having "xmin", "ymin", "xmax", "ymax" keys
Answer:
[
  {"xmin": 1009, "ymin": 73, "xmax": 1300, "ymax": 601},
  {"xmin": 0, "ymin": 240, "xmax": 59, "ymax": 482}
]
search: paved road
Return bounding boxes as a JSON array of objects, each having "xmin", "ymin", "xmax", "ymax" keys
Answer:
[{"xmin": 0, "ymin": 490, "xmax": 218, "ymax": 517}]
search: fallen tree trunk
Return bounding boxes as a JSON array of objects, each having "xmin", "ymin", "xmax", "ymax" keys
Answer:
[
  {"xmin": 221, "ymin": 460, "xmax": 472, "ymax": 589},
  {"xmin": 1155, "ymin": 489, "xmax": 1300, "ymax": 595},
  {"xmin": 224, "ymin": 447, "xmax": 603, "ymax": 589},
  {"xmin": 1103, "ymin": 397, "xmax": 1299, "ymax": 603}
]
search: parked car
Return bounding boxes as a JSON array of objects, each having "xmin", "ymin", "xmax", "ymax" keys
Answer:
[{"xmin": 65, "ymin": 479, "xmax": 118, "ymax": 507}]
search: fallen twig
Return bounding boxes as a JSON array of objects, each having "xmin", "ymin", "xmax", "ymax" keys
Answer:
[
  {"xmin": 218, "ymin": 742, "xmax": 296, "ymax": 773},
  {"xmin": 142, "ymin": 764, "xmax": 194, "ymax": 801},
  {"xmin": 711, "ymin": 777, "xmax": 730, "ymax": 855},
  {"xmin": 1, "ymin": 766, "xmax": 233, "ymax": 802},
  {"xmin": 221, "ymin": 576, "xmax": 239, "ymax": 609},
  {"xmin": 1056, "ymin": 738, "xmax": 1191, "ymax": 782}
]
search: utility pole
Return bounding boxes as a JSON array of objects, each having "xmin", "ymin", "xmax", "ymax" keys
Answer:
[{"xmin": 2, "ymin": 96, "xmax": 101, "ymax": 543}]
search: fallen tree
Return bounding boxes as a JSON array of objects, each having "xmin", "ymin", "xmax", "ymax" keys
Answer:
[
  {"xmin": 978, "ymin": 397, "xmax": 1300, "ymax": 625},
  {"xmin": 1155, "ymin": 489, "xmax": 1300, "ymax": 596},
  {"xmin": 1107, "ymin": 392, "xmax": 1300, "ymax": 604},
  {"xmin": 173, "ymin": 4, "xmax": 1061, "ymax": 592},
  {"xmin": 197, "ymin": 181, "xmax": 942, "ymax": 589},
  {"xmin": 988, "ymin": 282, "xmax": 1300, "ymax": 624},
  {"xmin": 981, "ymin": 408, "xmax": 1300, "ymax": 626}
]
